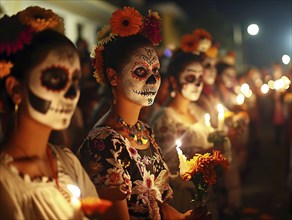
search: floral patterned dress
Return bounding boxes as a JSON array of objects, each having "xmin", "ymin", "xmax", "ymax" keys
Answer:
[{"xmin": 77, "ymin": 123, "xmax": 173, "ymax": 219}]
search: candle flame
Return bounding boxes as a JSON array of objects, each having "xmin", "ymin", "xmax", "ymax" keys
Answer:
[
  {"xmin": 217, "ymin": 104, "xmax": 224, "ymax": 113},
  {"xmin": 176, "ymin": 139, "xmax": 182, "ymax": 148},
  {"xmin": 67, "ymin": 184, "xmax": 81, "ymax": 198}
]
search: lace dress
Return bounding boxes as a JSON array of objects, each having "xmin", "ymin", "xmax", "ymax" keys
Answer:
[
  {"xmin": 77, "ymin": 123, "xmax": 173, "ymax": 219},
  {"xmin": 0, "ymin": 145, "xmax": 98, "ymax": 220}
]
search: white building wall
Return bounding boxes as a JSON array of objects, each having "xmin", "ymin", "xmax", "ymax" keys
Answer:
[{"xmin": 0, "ymin": 0, "xmax": 115, "ymax": 49}]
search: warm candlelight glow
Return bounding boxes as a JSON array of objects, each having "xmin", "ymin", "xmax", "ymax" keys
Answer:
[
  {"xmin": 175, "ymin": 139, "xmax": 188, "ymax": 175},
  {"xmin": 261, "ymin": 83, "xmax": 269, "ymax": 94},
  {"xmin": 67, "ymin": 184, "xmax": 81, "ymax": 210},
  {"xmin": 67, "ymin": 184, "xmax": 81, "ymax": 198},
  {"xmin": 176, "ymin": 139, "xmax": 182, "ymax": 148},
  {"xmin": 236, "ymin": 93, "xmax": 245, "ymax": 105},
  {"xmin": 217, "ymin": 104, "xmax": 224, "ymax": 130},
  {"xmin": 204, "ymin": 113, "xmax": 211, "ymax": 128}
]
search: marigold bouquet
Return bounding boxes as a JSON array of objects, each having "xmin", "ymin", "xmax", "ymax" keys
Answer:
[{"xmin": 177, "ymin": 149, "xmax": 229, "ymax": 212}]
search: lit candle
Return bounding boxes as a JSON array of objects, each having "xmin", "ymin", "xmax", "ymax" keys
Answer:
[
  {"xmin": 67, "ymin": 184, "xmax": 81, "ymax": 216},
  {"xmin": 204, "ymin": 113, "xmax": 211, "ymax": 128},
  {"xmin": 175, "ymin": 139, "xmax": 188, "ymax": 176},
  {"xmin": 217, "ymin": 104, "xmax": 224, "ymax": 130}
]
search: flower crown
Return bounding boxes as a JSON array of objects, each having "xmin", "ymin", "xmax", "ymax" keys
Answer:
[
  {"xmin": 0, "ymin": 6, "xmax": 64, "ymax": 79},
  {"xmin": 92, "ymin": 7, "xmax": 162, "ymax": 85},
  {"xmin": 180, "ymin": 28, "xmax": 212, "ymax": 53}
]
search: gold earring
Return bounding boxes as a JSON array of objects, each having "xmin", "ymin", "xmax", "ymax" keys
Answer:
[
  {"xmin": 14, "ymin": 103, "xmax": 18, "ymax": 132},
  {"xmin": 170, "ymin": 90, "xmax": 176, "ymax": 98}
]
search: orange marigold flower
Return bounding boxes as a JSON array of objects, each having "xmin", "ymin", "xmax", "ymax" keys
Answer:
[
  {"xmin": 92, "ymin": 46, "xmax": 106, "ymax": 85},
  {"xmin": 205, "ymin": 45, "xmax": 219, "ymax": 58},
  {"xmin": 18, "ymin": 6, "xmax": 64, "ymax": 33},
  {"xmin": 0, "ymin": 60, "xmax": 13, "ymax": 79},
  {"xmin": 180, "ymin": 34, "xmax": 198, "ymax": 52},
  {"xmin": 213, "ymin": 150, "xmax": 229, "ymax": 171},
  {"xmin": 110, "ymin": 7, "xmax": 142, "ymax": 37}
]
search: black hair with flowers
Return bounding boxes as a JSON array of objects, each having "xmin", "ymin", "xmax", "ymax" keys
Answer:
[{"xmin": 91, "ymin": 6, "xmax": 162, "ymax": 86}]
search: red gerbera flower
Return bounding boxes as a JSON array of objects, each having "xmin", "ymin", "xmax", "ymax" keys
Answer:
[
  {"xmin": 18, "ymin": 6, "xmax": 64, "ymax": 33},
  {"xmin": 110, "ymin": 7, "xmax": 142, "ymax": 37},
  {"xmin": 193, "ymin": 29, "xmax": 212, "ymax": 40},
  {"xmin": 180, "ymin": 34, "xmax": 198, "ymax": 52}
]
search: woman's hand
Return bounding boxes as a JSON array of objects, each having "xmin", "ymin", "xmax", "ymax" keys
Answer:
[
  {"xmin": 184, "ymin": 205, "xmax": 212, "ymax": 220},
  {"xmin": 161, "ymin": 203, "xmax": 212, "ymax": 220}
]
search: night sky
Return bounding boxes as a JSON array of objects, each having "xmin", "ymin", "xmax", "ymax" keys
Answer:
[{"xmin": 146, "ymin": 0, "xmax": 292, "ymax": 70}]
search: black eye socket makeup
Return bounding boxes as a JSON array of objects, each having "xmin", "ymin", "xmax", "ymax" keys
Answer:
[
  {"xmin": 134, "ymin": 67, "xmax": 148, "ymax": 78},
  {"xmin": 41, "ymin": 66, "xmax": 68, "ymax": 91},
  {"xmin": 203, "ymin": 63, "xmax": 212, "ymax": 69}
]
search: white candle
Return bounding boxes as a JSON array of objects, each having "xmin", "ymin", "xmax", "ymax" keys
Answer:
[
  {"xmin": 217, "ymin": 104, "xmax": 224, "ymax": 130},
  {"xmin": 175, "ymin": 139, "xmax": 188, "ymax": 176},
  {"xmin": 67, "ymin": 184, "xmax": 81, "ymax": 216},
  {"xmin": 204, "ymin": 113, "xmax": 211, "ymax": 128}
]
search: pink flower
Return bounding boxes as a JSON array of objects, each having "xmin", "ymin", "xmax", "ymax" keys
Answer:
[{"xmin": 141, "ymin": 12, "xmax": 162, "ymax": 45}]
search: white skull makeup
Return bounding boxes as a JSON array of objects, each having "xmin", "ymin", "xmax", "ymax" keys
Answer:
[
  {"xmin": 221, "ymin": 67, "xmax": 236, "ymax": 89},
  {"xmin": 179, "ymin": 62, "xmax": 204, "ymax": 101},
  {"xmin": 27, "ymin": 48, "xmax": 81, "ymax": 130},
  {"xmin": 121, "ymin": 47, "xmax": 161, "ymax": 106},
  {"xmin": 203, "ymin": 58, "xmax": 217, "ymax": 85}
]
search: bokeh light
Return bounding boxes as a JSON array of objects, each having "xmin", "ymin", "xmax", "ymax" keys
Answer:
[
  {"xmin": 247, "ymin": 24, "xmax": 259, "ymax": 35},
  {"xmin": 282, "ymin": 54, "xmax": 290, "ymax": 65}
]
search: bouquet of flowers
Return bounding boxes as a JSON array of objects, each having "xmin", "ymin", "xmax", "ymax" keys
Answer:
[{"xmin": 176, "ymin": 147, "xmax": 229, "ymax": 214}]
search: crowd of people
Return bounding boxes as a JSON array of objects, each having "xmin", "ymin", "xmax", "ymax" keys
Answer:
[{"xmin": 0, "ymin": 5, "xmax": 291, "ymax": 220}]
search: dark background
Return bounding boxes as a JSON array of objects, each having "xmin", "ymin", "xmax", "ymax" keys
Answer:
[{"xmin": 119, "ymin": 0, "xmax": 292, "ymax": 70}]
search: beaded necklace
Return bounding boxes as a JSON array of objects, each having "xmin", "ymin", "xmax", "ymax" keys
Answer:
[{"xmin": 117, "ymin": 116, "xmax": 149, "ymax": 145}]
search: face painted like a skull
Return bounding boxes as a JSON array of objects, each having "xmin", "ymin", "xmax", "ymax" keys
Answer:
[
  {"xmin": 179, "ymin": 62, "xmax": 204, "ymax": 101},
  {"xmin": 26, "ymin": 48, "xmax": 81, "ymax": 130},
  {"xmin": 221, "ymin": 67, "xmax": 236, "ymax": 89},
  {"xmin": 121, "ymin": 47, "xmax": 161, "ymax": 106},
  {"xmin": 203, "ymin": 58, "xmax": 217, "ymax": 85}
]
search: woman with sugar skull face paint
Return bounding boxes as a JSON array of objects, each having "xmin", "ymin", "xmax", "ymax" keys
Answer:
[
  {"xmin": 77, "ymin": 7, "xmax": 205, "ymax": 220},
  {"xmin": 0, "ymin": 7, "xmax": 103, "ymax": 220},
  {"xmin": 150, "ymin": 51, "xmax": 218, "ymax": 218}
]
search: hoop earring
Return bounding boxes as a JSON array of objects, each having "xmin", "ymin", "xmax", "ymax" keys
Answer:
[{"xmin": 14, "ymin": 103, "xmax": 18, "ymax": 132}]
